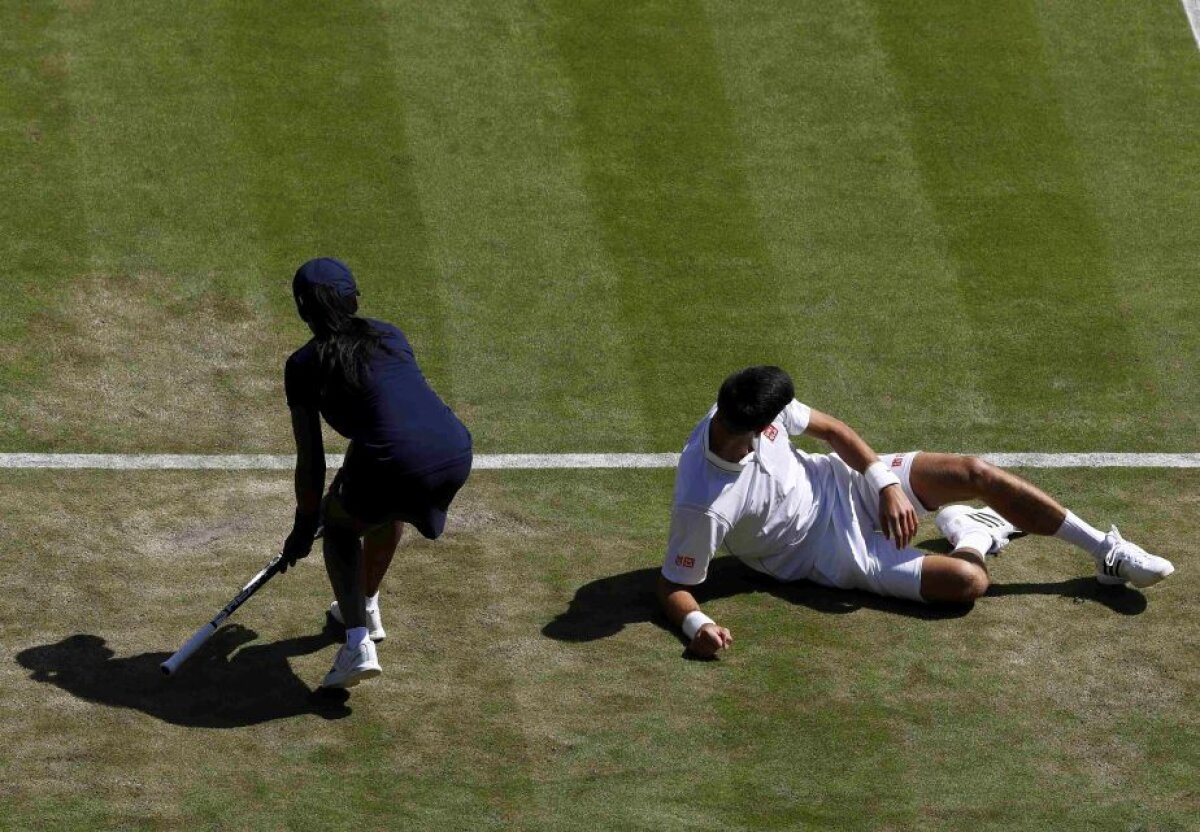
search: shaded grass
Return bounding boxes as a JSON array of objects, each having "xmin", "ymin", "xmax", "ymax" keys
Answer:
[{"xmin": 0, "ymin": 468, "xmax": 1194, "ymax": 830}]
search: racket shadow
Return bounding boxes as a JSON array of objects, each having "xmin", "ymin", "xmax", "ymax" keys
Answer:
[{"xmin": 15, "ymin": 623, "xmax": 352, "ymax": 728}]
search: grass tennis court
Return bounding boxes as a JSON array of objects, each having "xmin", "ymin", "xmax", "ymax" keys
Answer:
[{"xmin": 1, "ymin": 1, "xmax": 1197, "ymax": 829}]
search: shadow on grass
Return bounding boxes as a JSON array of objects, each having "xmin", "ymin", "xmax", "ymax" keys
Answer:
[
  {"xmin": 543, "ymin": 554, "xmax": 1147, "ymax": 644},
  {"xmin": 986, "ymin": 577, "xmax": 1146, "ymax": 614},
  {"xmin": 15, "ymin": 623, "xmax": 353, "ymax": 728}
]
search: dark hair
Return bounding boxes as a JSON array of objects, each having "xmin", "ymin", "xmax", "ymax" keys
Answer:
[
  {"xmin": 295, "ymin": 283, "xmax": 385, "ymax": 393},
  {"xmin": 716, "ymin": 366, "xmax": 795, "ymax": 433}
]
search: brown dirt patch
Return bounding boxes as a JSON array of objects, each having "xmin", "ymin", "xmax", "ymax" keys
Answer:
[{"xmin": 2, "ymin": 272, "xmax": 294, "ymax": 451}]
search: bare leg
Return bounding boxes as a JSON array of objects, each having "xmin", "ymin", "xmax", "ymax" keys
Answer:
[
  {"xmin": 909, "ymin": 452, "xmax": 1074, "ymax": 604},
  {"xmin": 920, "ymin": 553, "xmax": 990, "ymax": 604},
  {"xmin": 324, "ymin": 525, "xmax": 366, "ymax": 630},
  {"xmin": 362, "ymin": 521, "xmax": 403, "ymax": 597},
  {"xmin": 321, "ymin": 492, "xmax": 367, "ymax": 630},
  {"xmin": 909, "ymin": 453, "xmax": 1066, "ymax": 535}
]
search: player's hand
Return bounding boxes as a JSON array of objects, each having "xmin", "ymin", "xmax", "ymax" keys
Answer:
[
  {"xmin": 281, "ymin": 510, "xmax": 320, "ymax": 572},
  {"xmin": 879, "ymin": 485, "xmax": 918, "ymax": 549},
  {"xmin": 689, "ymin": 623, "xmax": 733, "ymax": 658}
]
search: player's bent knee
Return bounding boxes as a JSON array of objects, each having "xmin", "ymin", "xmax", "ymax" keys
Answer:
[
  {"xmin": 924, "ymin": 558, "xmax": 989, "ymax": 605},
  {"xmin": 960, "ymin": 563, "xmax": 989, "ymax": 601}
]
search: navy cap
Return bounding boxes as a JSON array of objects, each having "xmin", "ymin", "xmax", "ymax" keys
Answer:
[{"xmin": 293, "ymin": 257, "xmax": 358, "ymax": 298}]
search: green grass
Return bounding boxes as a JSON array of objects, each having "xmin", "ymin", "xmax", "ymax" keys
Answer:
[{"xmin": 0, "ymin": 0, "xmax": 1197, "ymax": 829}]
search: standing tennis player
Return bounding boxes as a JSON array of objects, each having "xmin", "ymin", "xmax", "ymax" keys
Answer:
[
  {"xmin": 660, "ymin": 366, "xmax": 1175, "ymax": 657},
  {"xmin": 281, "ymin": 257, "xmax": 472, "ymax": 688}
]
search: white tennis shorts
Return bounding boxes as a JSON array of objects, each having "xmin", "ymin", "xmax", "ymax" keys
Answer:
[{"xmin": 839, "ymin": 451, "xmax": 931, "ymax": 602}]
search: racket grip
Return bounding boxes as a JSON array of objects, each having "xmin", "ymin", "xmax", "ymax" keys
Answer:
[{"xmin": 160, "ymin": 622, "xmax": 218, "ymax": 675}]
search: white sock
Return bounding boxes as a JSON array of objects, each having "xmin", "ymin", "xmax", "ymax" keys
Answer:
[
  {"xmin": 1054, "ymin": 511, "xmax": 1108, "ymax": 558},
  {"xmin": 346, "ymin": 626, "xmax": 369, "ymax": 650},
  {"xmin": 954, "ymin": 530, "xmax": 993, "ymax": 557},
  {"xmin": 366, "ymin": 592, "xmax": 379, "ymax": 611}
]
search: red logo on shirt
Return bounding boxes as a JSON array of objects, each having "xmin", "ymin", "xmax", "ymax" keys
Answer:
[
  {"xmin": 675, "ymin": 555, "xmax": 695, "ymax": 568},
  {"xmin": 762, "ymin": 424, "xmax": 779, "ymax": 442},
  {"xmin": 890, "ymin": 455, "xmax": 903, "ymax": 468}
]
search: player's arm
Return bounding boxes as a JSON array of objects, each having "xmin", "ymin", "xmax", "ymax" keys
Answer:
[
  {"xmin": 291, "ymin": 404, "xmax": 325, "ymax": 512},
  {"xmin": 282, "ymin": 404, "xmax": 325, "ymax": 566},
  {"xmin": 803, "ymin": 408, "xmax": 918, "ymax": 548},
  {"xmin": 660, "ymin": 507, "xmax": 733, "ymax": 657},
  {"xmin": 656, "ymin": 574, "xmax": 732, "ymax": 658}
]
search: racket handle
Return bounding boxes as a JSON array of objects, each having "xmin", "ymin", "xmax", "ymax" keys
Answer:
[{"xmin": 160, "ymin": 622, "xmax": 218, "ymax": 675}]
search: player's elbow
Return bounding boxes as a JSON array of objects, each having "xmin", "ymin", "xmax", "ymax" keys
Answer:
[{"xmin": 811, "ymin": 416, "xmax": 852, "ymax": 445}]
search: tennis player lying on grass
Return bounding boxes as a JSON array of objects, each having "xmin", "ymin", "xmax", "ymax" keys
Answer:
[
  {"xmin": 281, "ymin": 258, "xmax": 472, "ymax": 688},
  {"xmin": 659, "ymin": 366, "xmax": 1175, "ymax": 657}
]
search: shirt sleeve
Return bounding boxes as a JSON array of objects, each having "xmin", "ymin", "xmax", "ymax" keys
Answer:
[
  {"xmin": 284, "ymin": 352, "xmax": 319, "ymax": 409},
  {"xmin": 779, "ymin": 399, "xmax": 812, "ymax": 435},
  {"xmin": 661, "ymin": 506, "xmax": 730, "ymax": 585}
]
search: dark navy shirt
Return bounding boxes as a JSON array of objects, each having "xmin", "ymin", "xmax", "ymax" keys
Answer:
[{"xmin": 285, "ymin": 319, "xmax": 471, "ymax": 473}]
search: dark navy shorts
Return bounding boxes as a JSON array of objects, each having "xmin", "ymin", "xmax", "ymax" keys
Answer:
[{"xmin": 334, "ymin": 451, "xmax": 472, "ymax": 539}]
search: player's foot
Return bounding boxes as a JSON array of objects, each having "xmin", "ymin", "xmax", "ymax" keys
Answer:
[
  {"xmin": 327, "ymin": 600, "xmax": 386, "ymax": 642},
  {"xmin": 319, "ymin": 639, "xmax": 382, "ymax": 689},
  {"xmin": 935, "ymin": 505, "xmax": 1021, "ymax": 555},
  {"xmin": 1095, "ymin": 528, "xmax": 1174, "ymax": 588}
]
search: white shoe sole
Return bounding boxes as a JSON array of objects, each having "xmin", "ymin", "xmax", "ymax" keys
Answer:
[
  {"xmin": 1096, "ymin": 528, "xmax": 1175, "ymax": 588},
  {"xmin": 1097, "ymin": 562, "xmax": 1174, "ymax": 588},
  {"xmin": 322, "ymin": 665, "xmax": 382, "ymax": 689}
]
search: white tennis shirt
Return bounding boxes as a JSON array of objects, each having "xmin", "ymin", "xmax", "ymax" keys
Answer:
[{"xmin": 662, "ymin": 400, "xmax": 865, "ymax": 587}]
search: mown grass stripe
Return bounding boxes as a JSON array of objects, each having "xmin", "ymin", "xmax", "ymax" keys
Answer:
[
  {"xmin": 0, "ymin": 1, "xmax": 88, "ymax": 444},
  {"xmin": 218, "ymin": 0, "xmax": 450, "ymax": 383},
  {"xmin": 550, "ymin": 0, "xmax": 792, "ymax": 448},
  {"xmin": 1, "ymin": 452, "xmax": 1197, "ymax": 470},
  {"xmin": 870, "ymin": 0, "xmax": 1146, "ymax": 450},
  {"xmin": 378, "ymin": 1, "xmax": 651, "ymax": 453}
]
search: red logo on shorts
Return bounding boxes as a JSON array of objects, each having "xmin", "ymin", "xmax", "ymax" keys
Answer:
[
  {"xmin": 763, "ymin": 424, "xmax": 779, "ymax": 442},
  {"xmin": 675, "ymin": 555, "xmax": 695, "ymax": 568},
  {"xmin": 891, "ymin": 455, "xmax": 903, "ymax": 468}
]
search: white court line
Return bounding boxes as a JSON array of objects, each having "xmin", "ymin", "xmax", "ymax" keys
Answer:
[
  {"xmin": 0, "ymin": 452, "xmax": 1198, "ymax": 470},
  {"xmin": 1185, "ymin": 0, "xmax": 1200, "ymax": 50}
]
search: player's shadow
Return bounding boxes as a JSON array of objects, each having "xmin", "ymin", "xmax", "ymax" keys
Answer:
[
  {"xmin": 15, "ymin": 623, "xmax": 353, "ymax": 728},
  {"xmin": 542, "ymin": 553, "xmax": 1147, "ymax": 644},
  {"xmin": 542, "ymin": 556, "xmax": 965, "ymax": 646},
  {"xmin": 919, "ymin": 538, "xmax": 1147, "ymax": 614},
  {"xmin": 986, "ymin": 577, "xmax": 1146, "ymax": 614}
]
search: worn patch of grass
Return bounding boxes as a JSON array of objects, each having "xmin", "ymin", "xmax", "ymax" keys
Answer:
[
  {"xmin": 0, "ymin": 468, "xmax": 1194, "ymax": 830},
  {"xmin": 0, "ymin": 271, "xmax": 294, "ymax": 453}
]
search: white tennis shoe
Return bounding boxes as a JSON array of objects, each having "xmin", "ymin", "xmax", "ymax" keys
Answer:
[
  {"xmin": 935, "ymin": 505, "xmax": 1020, "ymax": 555},
  {"xmin": 327, "ymin": 600, "xmax": 386, "ymax": 642},
  {"xmin": 1095, "ymin": 528, "xmax": 1174, "ymax": 588},
  {"xmin": 320, "ymin": 639, "xmax": 382, "ymax": 689}
]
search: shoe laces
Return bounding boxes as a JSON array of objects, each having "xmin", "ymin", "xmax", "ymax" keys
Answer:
[{"xmin": 1103, "ymin": 527, "xmax": 1124, "ymax": 568}]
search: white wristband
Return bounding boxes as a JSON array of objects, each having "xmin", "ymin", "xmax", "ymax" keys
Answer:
[
  {"xmin": 865, "ymin": 461, "xmax": 901, "ymax": 493},
  {"xmin": 682, "ymin": 610, "xmax": 715, "ymax": 640}
]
